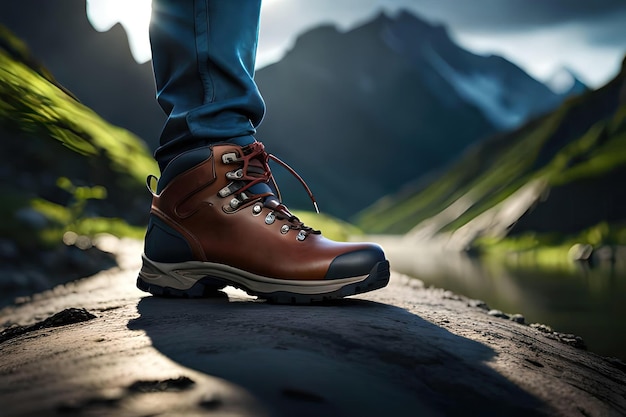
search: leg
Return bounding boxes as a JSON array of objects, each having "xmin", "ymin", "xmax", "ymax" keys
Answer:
[
  {"xmin": 150, "ymin": 0, "xmax": 265, "ymax": 171},
  {"xmin": 139, "ymin": 0, "xmax": 390, "ymax": 303}
]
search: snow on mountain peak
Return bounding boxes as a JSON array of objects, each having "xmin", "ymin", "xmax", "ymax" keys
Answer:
[
  {"xmin": 548, "ymin": 67, "xmax": 576, "ymax": 93},
  {"xmin": 547, "ymin": 67, "xmax": 587, "ymax": 95},
  {"xmin": 424, "ymin": 46, "xmax": 525, "ymax": 129}
]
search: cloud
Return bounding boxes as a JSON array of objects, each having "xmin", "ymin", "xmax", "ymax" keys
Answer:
[
  {"xmin": 258, "ymin": 0, "xmax": 626, "ymax": 88},
  {"xmin": 81, "ymin": 0, "xmax": 626, "ymax": 88},
  {"xmin": 376, "ymin": 0, "xmax": 626, "ymax": 31},
  {"xmin": 578, "ymin": 9, "xmax": 626, "ymax": 47}
]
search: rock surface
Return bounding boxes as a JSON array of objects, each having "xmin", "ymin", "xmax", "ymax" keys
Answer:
[{"xmin": 0, "ymin": 238, "xmax": 625, "ymax": 417}]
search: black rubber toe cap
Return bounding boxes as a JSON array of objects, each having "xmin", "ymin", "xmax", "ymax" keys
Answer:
[{"xmin": 324, "ymin": 245, "xmax": 386, "ymax": 280}]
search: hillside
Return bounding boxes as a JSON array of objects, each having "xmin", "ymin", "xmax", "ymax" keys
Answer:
[
  {"xmin": 0, "ymin": 25, "xmax": 157, "ymax": 304},
  {"xmin": 254, "ymin": 10, "xmax": 575, "ymax": 219},
  {"xmin": 0, "ymin": 4, "xmax": 578, "ymax": 221},
  {"xmin": 357, "ymin": 56, "xmax": 626, "ymax": 251},
  {"xmin": 0, "ymin": 0, "xmax": 165, "ymax": 145}
]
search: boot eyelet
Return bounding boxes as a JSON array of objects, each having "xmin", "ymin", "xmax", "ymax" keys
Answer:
[
  {"xmin": 219, "ymin": 187, "xmax": 231, "ymax": 198},
  {"xmin": 222, "ymin": 152, "xmax": 239, "ymax": 163},
  {"xmin": 252, "ymin": 203, "xmax": 263, "ymax": 215},
  {"xmin": 265, "ymin": 212, "xmax": 276, "ymax": 225},
  {"xmin": 219, "ymin": 182, "xmax": 240, "ymax": 198},
  {"xmin": 229, "ymin": 198, "xmax": 240, "ymax": 209},
  {"xmin": 280, "ymin": 225, "xmax": 290, "ymax": 234},
  {"xmin": 296, "ymin": 230, "xmax": 307, "ymax": 241},
  {"xmin": 226, "ymin": 169, "xmax": 244, "ymax": 180}
]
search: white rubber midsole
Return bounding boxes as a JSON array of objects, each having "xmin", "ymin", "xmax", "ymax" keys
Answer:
[{"xmin": 138, "ymin": 254, "xmax": 369, "ymax": 295}]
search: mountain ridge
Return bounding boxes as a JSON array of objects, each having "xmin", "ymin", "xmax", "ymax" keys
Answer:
[
  {"xmin": 356, "ymin": 56, "xmax": 626, "ymax": 250},
  {"xmin": 0, "ymin": 4, "xmax": 580, "ymax": 220},
  {"xmin": 256, "ymin": 9, "xmax": 573, "ymax": 219}
]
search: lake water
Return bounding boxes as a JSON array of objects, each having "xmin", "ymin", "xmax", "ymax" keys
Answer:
[{"xmin": 381, "ymin": 243, "xmax": 626, "ymax": 362}]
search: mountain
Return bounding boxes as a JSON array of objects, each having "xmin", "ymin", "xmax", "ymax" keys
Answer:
[
  {"xmin": 0, "ymin": 0, "xmax": 166, "ymax": 146},
  {"xmin": 255, "ymin": 10, "xmax": 579, "ymax": 219},
  {"xmin": 356, "ymin": 56, "xmax": 626, "ymax": 250},
  {"xmin": 0, "ymin": 4, "xmax": 579, "ymax": 220}
]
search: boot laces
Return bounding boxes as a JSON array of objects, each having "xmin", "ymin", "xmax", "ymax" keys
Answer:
[{"xmin": 222, "ymin": 142, "xmax": 321, "ymax": 237}]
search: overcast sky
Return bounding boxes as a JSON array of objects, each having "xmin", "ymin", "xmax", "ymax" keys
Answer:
[
  {"xmin": 87, "ymin": 0, "xmax": 626, "ymax": 88},
  {"xmin": 257, "ymin": 0, "xmax": 626, "ymax": 88}
]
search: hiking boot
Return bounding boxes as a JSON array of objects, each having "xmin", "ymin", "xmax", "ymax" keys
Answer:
[{"xmin": 137, "ymin": 141, "xmax": 390, "ymax": 304}]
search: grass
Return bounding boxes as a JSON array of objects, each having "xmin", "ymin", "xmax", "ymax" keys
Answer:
[
  {"xmin": 474, "ymin": 220, "xmax": 626, "ymax": 272},
  {"xmin": 356, "ymin": 63, "xmax": 626, "ymax": 257},
  {"xmin": 0, "ymin": 25, "xmax": 157, "ymax": 250},
  {"xmin": 0, "ymin": 48, "xmax": 157, "ymax": 184},
  {"xmin": 293, "ymin": 210, "xmax": 362, "ymax": 242}
]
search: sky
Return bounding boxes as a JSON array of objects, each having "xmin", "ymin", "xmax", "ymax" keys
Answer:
[{"xmin": 86, "ymin": 0, "xmax": 626, "ymax": 89}]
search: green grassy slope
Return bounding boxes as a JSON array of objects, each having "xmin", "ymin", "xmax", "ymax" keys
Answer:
[
  {"xmin": 356, "ymin": 57, "xmax": 626, "ymax": 247},
  {"xmin": 0, "ymin": 26, "xmax": 157, "ymax": 183},
  {"xmin": 0, "ymin": 25, "xmax": 158, "ymax": 249}
]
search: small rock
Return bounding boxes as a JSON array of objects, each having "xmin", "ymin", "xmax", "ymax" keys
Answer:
[
  {"xmin": 0, "ymin": 308, "xmax": 97, "ymax": 344},
  {"xmin": 44, "ymin": 308, "xmax": 97, "ymax": 328},
  {"xmin": 510, "ymin": 314, "xmax": 525, "ymax": 324},
  {"xmin": 554, "ymin": 333, "xmax": 587, "ymax": 350},
  {"xmin": 442, "ymin": 290, "xmax": 462, "ymax": 301},
  {"xmin": 568, "ymin": 243, "xmax": 593, "ymax": 261},
  {"xmin": 488, "ymin": 309, "xmax": 509, "ymax": 320},
  {"xmin": 530, "ymin": 323, "xmax": 554, "ymax": 333},
  {"xmin": 128, "ymin": 376, "xmax": 195, "ymax": 393},
  {"xmin": 468, "ymin": 299, "xmax": 489, "ymax": 310}
]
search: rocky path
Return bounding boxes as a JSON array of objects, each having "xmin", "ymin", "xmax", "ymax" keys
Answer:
[{"xmin": 1, "ymin": 237, "xmax": 625, "ymax": 417}]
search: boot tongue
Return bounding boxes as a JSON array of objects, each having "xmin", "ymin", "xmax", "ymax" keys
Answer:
[
  {"xmin": 243, "ymin": 158, "xmax": 277, "ymax": 201},
  {"xmin": 249, "ymin": 183, "xmax": 276, "ymax": 201}
]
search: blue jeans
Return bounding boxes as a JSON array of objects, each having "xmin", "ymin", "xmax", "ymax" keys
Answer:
[{"xmin": 149, "ymin": 0, "xmax": 265, "ymax": 170}]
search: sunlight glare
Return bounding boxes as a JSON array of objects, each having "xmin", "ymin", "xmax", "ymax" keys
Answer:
[{"xmin": 86, "ymin": 0, "xmax": 152, "ymax": 63}]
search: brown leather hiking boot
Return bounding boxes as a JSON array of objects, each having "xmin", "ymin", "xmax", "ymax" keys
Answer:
[{"xmin": 137, "ymin": 141, "xmax": 390, "ymax": 304}]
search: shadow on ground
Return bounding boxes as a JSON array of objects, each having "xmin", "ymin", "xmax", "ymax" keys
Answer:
[{"xmin": 129, "ymin": 294, "xmax": 549, "ymax": 417}]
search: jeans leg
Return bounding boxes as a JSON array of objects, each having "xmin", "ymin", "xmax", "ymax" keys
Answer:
[{"xmin": 149, "ymin": 0, "xmax": 265, "ymax": 170}]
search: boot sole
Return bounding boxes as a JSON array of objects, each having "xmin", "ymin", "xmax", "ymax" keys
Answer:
[{"xmin": 136, "ymin": 255, "xmax": 390, "ymax": 304}]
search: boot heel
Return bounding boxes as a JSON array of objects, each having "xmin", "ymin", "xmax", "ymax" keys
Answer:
[{"xmin": 136, "ymin": 276, "xmax": 226, "ymax": 298}]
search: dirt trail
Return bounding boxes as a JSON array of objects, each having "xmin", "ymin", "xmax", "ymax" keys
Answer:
[{"xmin": 1, "ymin": 237, "xmax": 625, "ymax": 417}]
